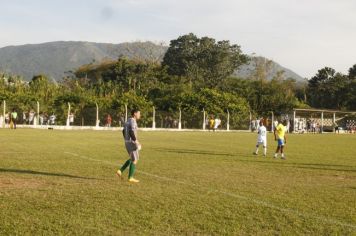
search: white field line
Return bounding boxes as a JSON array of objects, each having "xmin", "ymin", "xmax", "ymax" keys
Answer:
[
  {"xmin": 0, "ymin": 152, "xmax": 52, "ymax": 154},
  {"xmin": 63, "ymin": 151, "xmax": 356, "ymax": 230},
  {"xmin": 0, "ymin": 152, "xmax": 29, "ymax": 154}
]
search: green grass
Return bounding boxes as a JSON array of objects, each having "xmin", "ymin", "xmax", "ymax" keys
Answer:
[{"xmin": 0, "ymin": 129, "xmax": 355, "ymax": 235}]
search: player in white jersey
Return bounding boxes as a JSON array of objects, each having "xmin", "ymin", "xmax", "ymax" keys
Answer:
[{"xmin": 253, "ymin": 120, "xmax": 267, "ymax": 157}]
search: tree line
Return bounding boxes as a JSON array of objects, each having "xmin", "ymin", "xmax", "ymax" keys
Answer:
[{"xmin": 0, "ymin": 33, "xmax": 355, "ymax": 128}]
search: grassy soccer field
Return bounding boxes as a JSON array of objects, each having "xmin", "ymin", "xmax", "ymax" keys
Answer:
[{"xmin": 0, "ymin": 129, "xmax": 355, "ymax": 235}]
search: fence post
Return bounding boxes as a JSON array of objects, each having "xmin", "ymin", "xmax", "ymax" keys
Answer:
[
  {"xmin": 203, "ymin": 109, "xmax": 206, "ymax": 130},
  {"xmin": 178, "ymin": 108, "xmax": 182, "ymax": 130},
  {"xmin": 227, "ymin": 110, "xmax": 230, "ymax": 131},
  {"xmin": 321, "ymin": 111, "xmax": 324, "ymax": 134},
  {"xmin": 249, "ymin": 111, "xmax": 252, "ymax": 131},
  {"xmin": 2, "ymin": 100, "xmax": 5, "ymax": 128},
  {"xmin": 96, "ymin": 103, "xmax": 99, "ymax": 127},
  {"xmin": 125, "ymin": 104, "xmax": 128, "ymax": 122},
  {"xmin": 293, "ymin": 110, "xmax": 296, "ymax": 133},
  {"xmin": 271, "ymin": 111, "xmax": 274, "ymax": 132},
  {"xmin": 36, "ymin": 101, "xmax": 40, "ymax": 127},
  {"xmin": 152, "ymin": 106, "xmax": 156, "ymax": 129},
  {"xmin": 66, "ymin": 103, "xmax": 71, "ymax": 127},
  {"xmin": 332, "ymin": 112, "xmax": 336, "ymax": 125}
]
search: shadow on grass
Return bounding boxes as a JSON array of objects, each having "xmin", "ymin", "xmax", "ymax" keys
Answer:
[
  {"xmin": 154, "ymin": 148, "xmax": 356, "ymax": 173},
  {"xmin": 0, "ymin": 168, "xmax": 100, "ymax": 180}
]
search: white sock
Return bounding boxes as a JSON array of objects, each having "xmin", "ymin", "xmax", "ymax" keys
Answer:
[
  {"xmin": 263, "ymin": 148, "xmax": 267, "ymax": 155},
  {"xmin": 281, "ymin": 153, "xmax": 285, "ymax": 158}
]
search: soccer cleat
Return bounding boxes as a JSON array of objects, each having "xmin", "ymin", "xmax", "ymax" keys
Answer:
[
  {"xmin": 281, "ymin": 155, "xmax": 286, "ymax": 160},
  {"xmin": 263, "ymin": 154, "xmax": 266, "ymax": 157},
  {"xmin": 128, "ymin": 178, "xmax": 140, "ymax": 183},
  {"xmin": 253, "ymin": 152, "xmax": 258, "ymax": 155},
  {"xmin": 274, "ymin": 154, "xmax": 278, "ymax": 159},
  {"xmin": 116, "ymin": 170, "xmax": 122, "ymax": 178}
]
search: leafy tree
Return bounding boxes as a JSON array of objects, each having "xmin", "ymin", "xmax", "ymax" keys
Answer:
[
  {"xmin": 307, "ymin": 67, "xmax": 350, "ymax": 109},
  {"xmin": 162, "ymin": 33, "xmax": 248, "ymax": 88},
  {"xmin": 307, "ymin": 67, "xmax": 336, "ymax": 108},
  {"xmin": 179, "ymin": 88, "xmax": 250, "ymax": 128},
  {"xmin": 348, "ymin": 64, "xmax": 356, "ymax": 80},
  {"xmin": 218, "ymin": 76, "xmax": 301, "ymax": 115},
  {"xmin": 346, "ymin": 80, "xmax": 356, "ymax": 110}
]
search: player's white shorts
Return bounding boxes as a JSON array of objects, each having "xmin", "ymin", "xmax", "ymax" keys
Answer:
[{"xmin": 256, "ymin": 139, "xmax": 267, "ymax": 147}]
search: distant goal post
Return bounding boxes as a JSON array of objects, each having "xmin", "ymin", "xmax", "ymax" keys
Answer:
[{"xmin": 292, "ymin": 108, "xmax": 356, "ymax": 133}]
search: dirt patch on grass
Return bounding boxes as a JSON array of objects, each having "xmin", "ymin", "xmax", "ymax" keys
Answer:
[{"xmin": 0, "ymin": 176, "xmax": 45, "ymax": 190}]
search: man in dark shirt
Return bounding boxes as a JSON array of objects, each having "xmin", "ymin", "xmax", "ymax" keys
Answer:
[{"xmin": 117, "ymin": 109, "xmax": 141, "ymax": 183}]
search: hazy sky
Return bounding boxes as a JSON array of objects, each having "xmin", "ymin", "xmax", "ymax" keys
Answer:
[{"xmin": 1, "ymin": 0, "xmax": 355, "ymax": 77}]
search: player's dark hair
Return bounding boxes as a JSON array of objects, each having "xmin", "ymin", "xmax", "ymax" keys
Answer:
[
  {"xmin": 131, "ymin": 108, "xmax": 140, "ymax": 116},
  {"xmin": 259, "ymin": 119, "xmax": 264, "ymax": 126}
]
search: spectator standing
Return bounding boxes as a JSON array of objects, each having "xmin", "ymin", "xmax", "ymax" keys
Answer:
[
  {"xmin": 10, "ymin": 109, "xmax": 18, "ymax": 129},
  {"xmin": 106, "ymin": 114, "xmax": 112, "ymax": 127}
]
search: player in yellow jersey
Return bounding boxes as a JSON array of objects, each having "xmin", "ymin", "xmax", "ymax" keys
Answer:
[
  {"xmin": 274, "ymin": 120, "xmax": 287, "ymax": 159},
  {"xmin": 208, "ymin": 116, "xmax": 215, "ymax": 131}
]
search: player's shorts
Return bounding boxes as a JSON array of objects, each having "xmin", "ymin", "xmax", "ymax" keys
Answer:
[
  {"xmin": 125, "ymin": 141, "xmax": 140, "ymax": 161},
  {"xmin": 129, "ymin": 150, "xmax": 139, "ymax": 161},
  {"xmin": 277, "ymin": 138, "xmax": 285, "ymax": 146},
  {"xmin": 257, "ymin": 139, "xmax": 267, "ymax": 147}
]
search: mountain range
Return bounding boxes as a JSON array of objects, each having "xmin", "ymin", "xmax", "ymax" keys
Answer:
[{"xmin": 0, "ymin": 41, "xmax": 304, "ymax": 82}]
